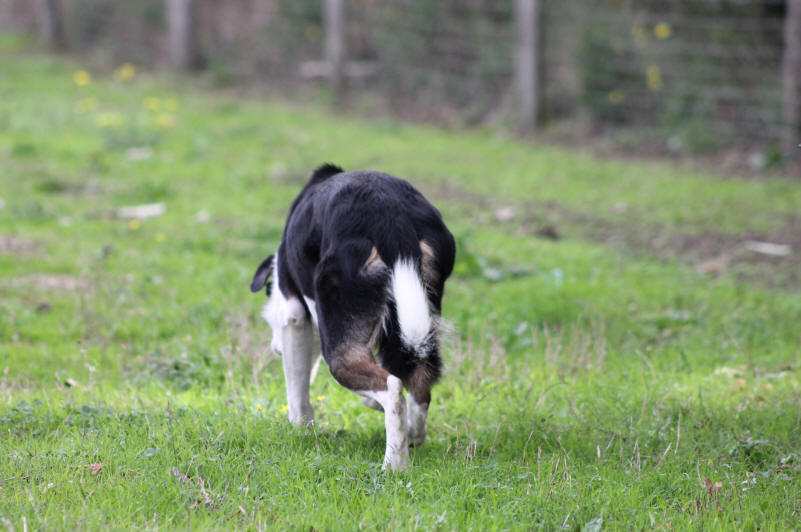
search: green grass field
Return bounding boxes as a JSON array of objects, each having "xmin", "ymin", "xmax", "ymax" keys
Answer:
[{"xmin": 2, "ymin": 36, "xmax": 800, "ymax": 530}]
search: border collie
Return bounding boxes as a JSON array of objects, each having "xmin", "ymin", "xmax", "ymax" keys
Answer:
[{"xmin": 250, "ymin": 164, "xmax": 455, "ymax": 471}]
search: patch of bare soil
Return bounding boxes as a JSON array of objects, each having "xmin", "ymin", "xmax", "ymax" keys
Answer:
[
  {"xmin": 576, "ymin": 217, "xmax": 801, "ymax": 289},
  {"xmin": 5, "ymin": 274, "xmax": 90, "ymax": 291},
  {"xmin": 431, "ymin": 181, "xmax": 801, "ymax": 290},
  {"xmin": 0, "ymin": 236, "xmax": 39, "ymax": 254}
]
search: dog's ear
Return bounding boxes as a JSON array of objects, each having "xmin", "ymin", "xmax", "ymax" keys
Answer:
[{"xmin": 250, "ymin": 255, "xmax": 274, "ymax": 294}]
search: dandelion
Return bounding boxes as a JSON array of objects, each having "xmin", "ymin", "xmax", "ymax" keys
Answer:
[
  {"xmin": 256, "ymin": 404, "xmax": 263, "ymax": 411},
  {"xmin": 144, "ymin": 97, "xmax": 161, "ymax": 111},
  {"xmin": 155, "ymin": 233, "xmax": 166, "ymax": 243},
  {"xmin": 630, "ymin": 23, "xmax": 647, "ymax": 44},
  {"xmin": 280, "ymin": 405, "xmax": 289, "ymax": 413},
  {"xmin": 305, "ymin": 25, "xmax": 321, "ymax": 42},
  {"xmin": 163, "ymin": 98, "xmax": 179, "ymax": 112},
  {"xmin": 654, "ymin": 22, "xmax": 672, "ymax": 40},
  {"xmin": 73, "ymin": 70, "xmax": 91, "ymax": 86},
  {"xmin": 114, "ymin": 63, "xmax": 136, "ymax": 82},
  {"xmin": 608, "ymin": 90, "xmax": 623, "ymax": 104},
  {"xmin": 128, "ymin": 219, "xmax": 140, "ymax": 230},
  {"xmin": 646, "ymin": 65, "xmax": 663, "ymax": 91},
  {"xmin": 154, "ymin": 114, "xmax": 175, "ymax": 129},
  {"xmin": 94, "ymin": 112, "xmax": 125, "ymax": 127},
  {"xmin": 74, "ymin": 98, "xmax": 98, "ymax": 114}
]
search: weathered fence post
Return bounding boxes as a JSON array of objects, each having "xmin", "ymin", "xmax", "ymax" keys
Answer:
[
  {"xmin": 514, "ymin": 0, "xmax": 541, "ymax": 133},
  {"xmin": 324, "ymin": 0, "xmax": 346, "ymax": 102},
  {"xmin": 782, "ymin": 0, "xmax": 801, "ymax": 164},
  {"xmin": 36, "ymin": 0, "xmax": 68, "ymax": 51},
  {"xmin": 167, "ymin": 0, "xmax": 198, "ymax": 70}
]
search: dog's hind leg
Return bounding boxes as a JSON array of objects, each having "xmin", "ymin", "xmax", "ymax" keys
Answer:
[
  {"xmin": 403, "ymin": 359, "xmax": 440, "ymax": 446},
  {"xmin": 281, "ymin": 297, "xmax": 315, "ymax": 425},
  {"xmin": 328, "ymin": 346, "xmax": 409, "ymax": 472}
]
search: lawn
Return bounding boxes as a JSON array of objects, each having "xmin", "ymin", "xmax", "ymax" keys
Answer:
[{"xmin": 1, "ymin": 35, "xmax": 800, "ymax": 530}]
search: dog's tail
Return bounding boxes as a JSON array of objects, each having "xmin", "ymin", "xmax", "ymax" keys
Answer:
[{"xmin": 390, "ymin": 258, "xmax": 434, "ymax": 358}]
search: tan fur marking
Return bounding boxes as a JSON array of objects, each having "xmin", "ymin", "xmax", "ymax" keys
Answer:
[
  {"xmin": 419, "ymin": 240, "xmax": 437, "ymax": 284},
  {"xmin": 362, "ymin": 246, "xmax": 385, "ymax": 273}
]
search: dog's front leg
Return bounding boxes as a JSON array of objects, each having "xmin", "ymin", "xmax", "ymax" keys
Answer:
[
  {"xmin": 281, "ymin": 298, "xmax": 315, "ymax": 425},
  {"xmin": 328, "ymin": 348, "xmax": 409, "ymax": 472},
  {"xmin": 380, "ymin": 375, "xmax": 410, "ymax": 471},
  {"xmin": 356, "ymin": 375, "xmax": 409, "ymax": 472}
]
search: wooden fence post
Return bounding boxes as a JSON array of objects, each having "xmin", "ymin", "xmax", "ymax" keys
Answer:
[
  {"xmin": 782, "ymin": 0, "xmax": 801, "ymax": 164},
  {"xmin": 37, "ymin": 0, "xmax": 68, "ymax": 51},
  {"xmin": 324, "ymin": 0, "xmax": 346, "ymax": 102},
  {"xmin": 515, "ymin": 0, "xmax": 541, "ymax": 133},
  {"xmin": 167, "ymin": 0, "xmax": 198, "ymax": 70}
]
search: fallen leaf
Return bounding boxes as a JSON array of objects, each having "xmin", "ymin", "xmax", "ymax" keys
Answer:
[
  {"xmin": 703, "ymin": 477, "xmax": 722, "ymax": 495},
  {"xmin": 494, "ymin": 206, "xmax": 516, "ymax": 223},
  {"xmin": 117, "ymin": 203, "xmax": 166, "ymax": 220},
  {"xmin": 744, "ymin": 241, "xmax": 791, "ymax": 257},
  {"xmin": 696, "ymin": 254, "xmax": 730, "ymax": 275}
]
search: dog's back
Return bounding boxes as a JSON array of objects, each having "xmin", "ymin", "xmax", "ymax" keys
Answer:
[{"xmin": 251, "ymin": 164, "xmax": 455, "ymax": 471}]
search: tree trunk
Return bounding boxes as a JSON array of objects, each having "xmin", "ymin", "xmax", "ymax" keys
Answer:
[
  {"xmin": 324, "ymin": 0, "xmax": 346, "ymax": 103},
  {"xmin": 514, "ymin": 0, "xmax": 541, "ymax": 133},
  {"xmin": 37, "ymin": 0, "xmax": 68, "ymax": 51},
  {"xmin": 782, "ymin": 0, "xmax": 801, "ymax": 163},
  {"xmin": 167, "ymin": 0, "xmax": 198, "ymax": 70}
]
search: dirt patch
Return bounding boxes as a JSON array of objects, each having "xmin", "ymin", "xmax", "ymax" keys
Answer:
[
  {"xmin": 577, "ymin": 218, "xmax": 801, "ymax": 289},
  {"xmin": 430, "ymin": 181, "xmax": 801, "ymax": 290},
  {"xmin": 0, "ymin": 236, "xmax": 39, "ymax": 254},
  {"xmin": 5, "ymin": 274, "xmax": 90, "ymax": 292}
]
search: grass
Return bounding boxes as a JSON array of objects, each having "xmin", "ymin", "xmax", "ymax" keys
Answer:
[{"xmin": 1, "ymin": 35, "xmax": 800, "ymax": 530}]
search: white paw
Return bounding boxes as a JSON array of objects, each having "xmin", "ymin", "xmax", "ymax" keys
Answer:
[
  {"xmin": 288, "ymin": 406, "xmax": 314, "ymax": 426},
  {"xmin": 382, "ymin": 445, "xmax": 410, "ymax": 472}
]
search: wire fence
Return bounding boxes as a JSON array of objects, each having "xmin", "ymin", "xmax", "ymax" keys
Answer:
[{"xmin": 3, "ymin": 0, "xmax": 800, "ymax": 164}]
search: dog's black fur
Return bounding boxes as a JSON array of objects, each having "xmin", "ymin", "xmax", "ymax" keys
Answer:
[{"xmin": 251, "ymin": 164, "xmax": 455, "ymax": 392}]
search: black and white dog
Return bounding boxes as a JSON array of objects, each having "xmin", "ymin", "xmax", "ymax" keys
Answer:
[{"xmin": 250, "ymin": 164, "xmax": 454, "ymax": 471}]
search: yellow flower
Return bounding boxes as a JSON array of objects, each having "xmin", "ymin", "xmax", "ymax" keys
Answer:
[
  {"xmin": 280, "ymin": 405, "xmax": 289, "ymax": 413},
  {"xmin": 128, "ymin": 219, "xmax": 140, "ymax": 230},
  {"xmin": 73, "ymin": 70, "xmax": 91, "ymax": 86},
  {"xmin": 654, "ymin": 22, "xmax": 672, "ymax": 40},
  {"xmin": 163, "ymin": 98, "xmax": 179, "ymax": 112},
  {"xmin": 144, "ymin": 97, "xmax": 161, "ymax": 111},
  {"xmin": 316, "ymin": 395, "xmax": 326, "ymax": 401},
  {"xmin": 155, "ymin": 233, "xmax": 166, "ymax": 243},
  {"xmin": 646, "ymin": 65, "xmax": 663, "ymax": 91},
  {"xmin": 94, "ymin": 112, "xmax": 125, "ymax": 127},
  {"xmin": 305, "ymin": 25, "xmax": 321, "ymax": 42},
  {"xmin": 154, "ymin": 114, "xmax": 174, "ymax": 129},
  {"xmin": 256, "ymin": 404, "xmax": 263, "ymax": 411},
  {"xmin": 114, "ymin": 63, "xmax": 136, "ymax": 81},
  {"xmin": 630, "ymin": 23, "xmax": 647, "ymax": 44},
  {"xmin": 608, "ymin": 90, "xmax": 623, "ymax": 104},
  {"xmin": 74, "ymin": 98, "xmax": 98, "ymax": 114}
]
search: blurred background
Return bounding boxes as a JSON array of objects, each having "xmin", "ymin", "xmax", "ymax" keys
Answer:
[{"xmin": 2, "ymin": 0, "xmax": 800, "ymax": 174}]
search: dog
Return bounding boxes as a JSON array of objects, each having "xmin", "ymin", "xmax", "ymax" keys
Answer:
[{"xmin": 250, "ymin": 164, "xmax": 455, "ymax": 471}]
